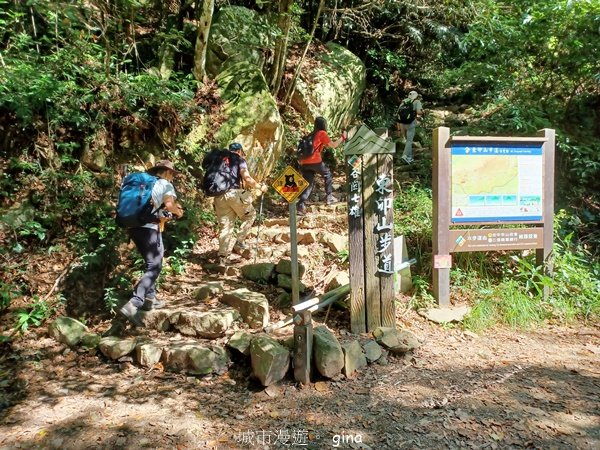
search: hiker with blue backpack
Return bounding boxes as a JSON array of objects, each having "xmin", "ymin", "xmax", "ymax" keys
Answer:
[
  {"xmin": 202, "ymin": 143, "xmax": 267, "ymax": 265},
  {"xmin": 296, "ymin": 116, "xmax": 347, "ymax": 216},
  {"xmin": 116, "ymin": 160, "xmax": 184, "ymax": 327},
  {"xmin": 396, "ymin": 90, "xmax": 423, "ymax": 165}
]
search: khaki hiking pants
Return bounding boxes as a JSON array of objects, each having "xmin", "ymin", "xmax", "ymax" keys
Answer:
[{"xmin": 214, "ymin": 189, "xmax": 256, "ymax": 257}]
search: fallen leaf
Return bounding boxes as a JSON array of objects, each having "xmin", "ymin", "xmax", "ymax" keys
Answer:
[
  {"xmin": 490, "ymin": 432, "xmax": 504, "ymax": 441},
  {"xmin": 314, "ymin": 381, "xmax": 329, "ymax": 392},
  {"xmin": 264, "ymin": 385, "xmax": 280, "ymax": 397}
]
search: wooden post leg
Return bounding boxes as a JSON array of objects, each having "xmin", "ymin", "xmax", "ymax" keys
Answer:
[
  {"xmin": 432, "ymin": 127, "xmax": 451, "ymax": 307},
  {"xmin": 536, "ymin": 128, "xmax": 555, "ymax": 300},
  {"xmin": 293, "ymin": 310, "xmax": 313, "ymax": 384}
]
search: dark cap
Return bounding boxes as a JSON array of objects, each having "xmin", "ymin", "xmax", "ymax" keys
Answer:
[{"xmin": 229, "ymin": 142, "xmax": 243, "ymax": 152}]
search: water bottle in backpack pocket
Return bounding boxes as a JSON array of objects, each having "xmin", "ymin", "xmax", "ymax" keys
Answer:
[{"xmin": 115, "ymin": 172, "xmax": 159, "ymax": 228}]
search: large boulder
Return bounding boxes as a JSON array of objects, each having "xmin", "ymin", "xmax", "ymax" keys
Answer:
[
  {"xmin": 189, "ymin": 6, "xmax": 284, "ymax": 181},
  {"xmin": 213, "ymin": 60, "xmax": 283, "ymax": 182},
  {"xmin": 292, "ymin": 42, "xmax": 366, "ymax": 132},
  {"xmin": 205, "ymin": 6, "xmax": 275, "ymax": 77},
  {"xmin": 196, "ymin": 6, "xmax": 364, "ymax": 184}
]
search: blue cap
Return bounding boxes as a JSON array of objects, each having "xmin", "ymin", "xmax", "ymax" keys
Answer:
[{"xmin": 229, "ymin": 142, "xmax": 243, "ymax": 152}]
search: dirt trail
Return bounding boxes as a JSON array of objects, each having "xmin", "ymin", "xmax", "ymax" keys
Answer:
[
  {"xmin": 1, "ymin": 319, "xmax": 599, "ymax": 449},
  {"xmin": 1, "ymin": 191, "xmax": 599, "ymax": 449}
]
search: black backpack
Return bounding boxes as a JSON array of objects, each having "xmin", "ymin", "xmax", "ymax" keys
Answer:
[
  {"xmin": 397, "ymin": 99, "xmax": 416, "ymax": 124},
  {"xmin": 296, "ymin": 133, "xmax": 315, "ymax": 160},
  {"xmin": 201, "ymin": 149, "xmax": 240, "ymax": 197}
]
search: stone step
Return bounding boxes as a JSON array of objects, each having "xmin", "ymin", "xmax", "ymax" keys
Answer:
[
  {"xmin": 140, "ymin": 306, "xmax": 240, "ymax": 337},
  {"xmin": 259, "ymin": 206, "xmax": 347, "ymax": 231},
  {"xmin": 132, "ymin": 283, "xmax": 269, "ymax": 339},
  {"xmin": 50, "ymin": 315, "xmax": 417, "ymax": 383},
  {"xmin": 98, "ymin": 335, "xmax": 231, "ymax": 375}
]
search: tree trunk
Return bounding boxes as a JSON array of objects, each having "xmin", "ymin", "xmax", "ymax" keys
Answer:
[
  {"xmin": 157, "ymin": 0, "xmax": 182, "ymax": 80},
  {"xmin": 267, "ymin": 0, "xmax": 294, "ymax": 96},
  {"xmin": 193, "ymin": 0, "xmax": 215, "ymax": 83},
  {"xmin": 281, "ymin": 0, "xmax": 325, "ymax": 109}
]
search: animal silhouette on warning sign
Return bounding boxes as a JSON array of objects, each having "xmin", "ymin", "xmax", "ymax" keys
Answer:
[{"xmin": 282, "ymin": 174, "xmax": 299, "ymax": 192}]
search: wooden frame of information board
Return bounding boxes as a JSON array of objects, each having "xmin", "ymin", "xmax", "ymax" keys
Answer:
[{"xmin": 432, "ymin": 127, "xmax": 555, "ymax": 306}]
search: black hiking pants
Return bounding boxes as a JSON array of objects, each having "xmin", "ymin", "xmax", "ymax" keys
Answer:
[
  {"xmin": 128, "ymin": 227, "xmax": 163, "ymax": 308},
  {"xmin": 298, "ymin": 162, "xmax": 333, "ymax": 207}
]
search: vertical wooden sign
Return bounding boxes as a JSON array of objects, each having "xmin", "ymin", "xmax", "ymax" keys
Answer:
[{"xmin": 345, "ymin": 125, "xmax": 396, "ymax": 333}]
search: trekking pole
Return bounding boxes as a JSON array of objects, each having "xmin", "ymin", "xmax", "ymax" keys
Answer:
[{"xmin": 253, "ymin": 192, "xmax": 265, "ymax": 264}]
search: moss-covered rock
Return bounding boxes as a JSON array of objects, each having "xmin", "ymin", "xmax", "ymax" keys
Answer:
[{"xmin": 48, "ymin": 317, "xmax": 89, "ymax": 347}]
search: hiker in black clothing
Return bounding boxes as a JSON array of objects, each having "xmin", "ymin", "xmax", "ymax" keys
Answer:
[
  {"xmin": 396, "ymin": 90, "xmax": 423, "ymax": 164},
  {"xmin": 119, "ymin": 160, "xmax": 184, "ymax": 328}
]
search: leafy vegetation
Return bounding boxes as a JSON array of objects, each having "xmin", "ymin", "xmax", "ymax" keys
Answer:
[{"xmin": 0, "ymin": 0, "xmax": 598, "ymax": 335}]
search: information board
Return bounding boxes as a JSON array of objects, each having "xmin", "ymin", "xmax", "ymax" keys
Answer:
[{"xmin": 451, "ymin": 144, "xmax": 543, "ymax": 223}]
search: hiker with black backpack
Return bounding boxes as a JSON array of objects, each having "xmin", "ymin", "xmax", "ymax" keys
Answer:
[
  {"xmin": 116, "ymin": 160, "xmax": 184, "ymax": 327},
  {"xmin": 395, "ymin": 90, "xmax": 423, "ymax": 165},
  {"xmin": 296, "ymin": 116, "xmax": 347, "ymax": 216},
  {"xmin": 202, "ymin": 142, "xmax": 267, "ymax": 265}
]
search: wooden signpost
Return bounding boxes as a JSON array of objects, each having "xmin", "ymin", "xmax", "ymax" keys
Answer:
[
  {"xmin": 345, "ymin": 125, "xmax": 396, "ymax": 333},
  {"xmin": 432, "ymin": 127, "xmax": 555, "ymax": 305}
]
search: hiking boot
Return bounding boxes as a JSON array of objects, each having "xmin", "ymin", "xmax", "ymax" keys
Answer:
[
  {"xmin": 119, "ymin": 301, "xmax": 144, "ymax": 328},
  {"xmin": 140, "ymin": 297, "xmax": 165, "ymax": 311},
  {"xmin": 326, "ymin": 194, "xmax": 339, "ymax": 205},
  {"xmin": 401, "ymin": 155, "xmax": 414, "ymax": 165},
  {"xmin": 297, "ymin": 204, "xmax": 306, "ymax": 216}
]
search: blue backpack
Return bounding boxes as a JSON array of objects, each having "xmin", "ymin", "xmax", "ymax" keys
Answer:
[{"xmin": 115, "ymin": 172, "xmax": 159, "ymax": 228}]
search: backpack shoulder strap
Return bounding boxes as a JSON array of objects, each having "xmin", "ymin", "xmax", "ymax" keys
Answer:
[{"xmin": 232, "ymin": 151, "xmax": 245, "ymax": 188}]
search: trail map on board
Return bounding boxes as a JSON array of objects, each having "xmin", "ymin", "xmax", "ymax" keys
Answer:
[{"xmin": 451, "ymin": 145, "xmax": 543, "ymax": 223}]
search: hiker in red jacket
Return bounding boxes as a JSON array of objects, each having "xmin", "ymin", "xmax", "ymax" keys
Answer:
[{"xmin": 296, "ymin": 117, "xmax": 346, "ymax": 215}]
